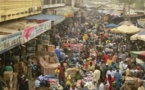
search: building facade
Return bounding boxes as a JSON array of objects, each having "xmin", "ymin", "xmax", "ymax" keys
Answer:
[
  {"xmin": 0, "ymin": 0, "xmax": 42, "ymax": 22},
  {"xmin": 43, "ymin": 0, "xmax": 65, "ymax": 9},
  {"xmin": 64, "ymin": 0, "xmax": 83, "ymax": 7}
]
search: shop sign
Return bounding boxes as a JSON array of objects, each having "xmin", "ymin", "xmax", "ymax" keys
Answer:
[
  {"xmin": 0, "ymin": 32, "xmax": 22, "ymax": 54},
  {"xmin": 22, "ymin": 20, "xmax": 51, "ymax": 44},
  {"xmin": 35, "ymin": 20, "xmax": 51, "ymax": 36},
  {"xmin": 54, "ymin": 17, "xmax": 65, "ymax": 25},
  {"xmin": 0, "ymin": 36, "xmax": 8, "ymax": 53},
  {"xmin": 23, "ymin": 27, "xmax": 35, "ymax": 43},
  {"xmin": 7, "ymin": 32, "xmax": 22, "ymax": 49}
]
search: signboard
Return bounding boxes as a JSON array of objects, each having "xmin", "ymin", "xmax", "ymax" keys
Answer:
[
  {"xmin": 0, "ymin": 36, "xmax": 8, "ymax": 53},
  {"xmin": 35, "ymin": 20, "xmax": 51, "ymax": 36},
  {"xmin": 8, "ymin": 32, "xmax": 22, "ymax": 49},
  {"xmin": 0, "ymin": 32, "xmax": 22, "ymax": 54},
  {"xmin": 23, "ymin": 27, "xmax": 35, "ymax": 43},
  {"xmin": 22, "ymin": 20, "xmax": 51, "ymax": 44}
]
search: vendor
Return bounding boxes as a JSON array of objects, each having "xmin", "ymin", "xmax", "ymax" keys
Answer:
[
  {"xmin": 74, "ymin": 68, "xmax": 82, "ymax": 82},
  {"xmin": 5, "ymin": 63, "xmax": 13, "ymax": 72},
  {"xmin": 88, "ymin": 62, "xmax": 95, "ymax": 71}
]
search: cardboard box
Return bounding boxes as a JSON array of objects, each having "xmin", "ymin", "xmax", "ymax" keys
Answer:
[
  {"xmin": 36, "ymin": 51, "xmax": 49, "ymax": 56},
  {"xmin": 44, "ymin": 55, "xmax": 49, "ymax": 63},
  {"xmin": 49, "ymin": 57, "xmax": 56, "ymax": 63},
  {"xmin": 39, "ymin": 57, "xmax": 59, "ymax": 75},
  {"xmin": 37, "ymin": 45, "xmax": 43, "ymax": 51},
  {"xmin": 42, "ymin": 40, "xmax": 49, "ymax": 45},
  {"xmin": 46, "ymin": 45, "xmax": 55, "ymax": 52}
]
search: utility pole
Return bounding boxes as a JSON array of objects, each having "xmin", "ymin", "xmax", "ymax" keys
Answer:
[{"xmin": 72, "ymin": 0, "xmax": 75, "ymax": 8}]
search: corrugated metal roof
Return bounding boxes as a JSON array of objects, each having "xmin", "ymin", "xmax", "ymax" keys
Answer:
[{"xmin": 26, "ymin": 14, "xmax": 64, "ymax": 21}]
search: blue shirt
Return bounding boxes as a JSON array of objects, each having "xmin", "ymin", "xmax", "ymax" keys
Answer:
[{"xmin": 55, "ymin": 49, "xmax": 61, "ymax": 60}]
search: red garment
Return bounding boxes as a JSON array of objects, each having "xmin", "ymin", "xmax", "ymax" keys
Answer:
[
  {"xmin": 103, "ymin": 54, "xmax": 109, "ymax": 63},
  {"xmin": 58, "ymin": 66, "xmax": 65, "ymax": 78},
  {"xmin": 62, "ymin": 43, "xmax": 68, "ymax": 49},
  {"xmin": 106, "ymin": 77, "xmax": 114, "ymax": 90}
]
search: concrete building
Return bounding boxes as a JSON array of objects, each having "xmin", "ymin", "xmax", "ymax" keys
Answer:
[
  {"xmin": 0, "ymin": 0, "xmax": 42, "ymax": 22},
  {"xmin": 64, "ymin": 0, "xmax": 83, "ymax": 7},
  {"xmin": 42, "ymin": 0, "xmax": 65, "ymax": 9}
]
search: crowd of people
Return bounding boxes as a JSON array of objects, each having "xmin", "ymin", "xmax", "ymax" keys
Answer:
[{"xmin": 51, "ymin": 9, "xmax": 145, "ymax": 90}]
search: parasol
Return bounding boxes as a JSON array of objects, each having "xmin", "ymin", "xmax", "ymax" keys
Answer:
[
  {"xmin": 106, "ymin": 23, "xmax": 118, "ymax": 28},
  {"xmin": 110, "ymin": 25, "xmax": 140, "ymax": 34},
  {"xmin": 130, "ymin": 51, "xmax": 145, "ymax": 61},
  {"xmin": 130, "ymin": 29, "xmax": 145, "ymax": 41}
]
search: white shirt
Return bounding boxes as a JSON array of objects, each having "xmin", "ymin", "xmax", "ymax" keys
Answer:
[
  {"xmin": 99, "ymin": 83, "xmax": 105, "ymax": 90},
  {"xmin": 106, "ymin": 70, "xmax": 115, "ymax": 77},
  {"xmin": 93, "ymin": 69, "xmax": 101, "ymax": 83},
  {"xmin": 119, "ymin": 61, "xmax": 128, "ymax": 73}
]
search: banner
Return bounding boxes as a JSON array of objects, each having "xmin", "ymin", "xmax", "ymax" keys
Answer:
[
  {"xmin": 7, "ymin": 32, "xmax": 22, "ymax": 49},
  {"xmin": 23, "ymin": 27, "xmax": 35, "ymax": 43},
  {"xmin": 35, "ymin": 20, "xmax": 51, "ymax": 36},
  {"xmin": 0, "ymin": 36, "xmax": 8, "ymax": 53},
  {"xmin": 0, "ymin": 32, "xmax": 22, "ymax": 54},
  {"xmin": 22, "ymin": 20, "xmax": 51, "ymax": 44}
]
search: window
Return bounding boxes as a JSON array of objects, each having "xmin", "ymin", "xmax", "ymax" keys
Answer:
[
  {"xmin": 43, "ymin": 0, "xmax": 49, "ymax": 5},
  {"xmin": 57, "ymin": 0, "xmax": 61, "ymax": 4},
  {"xmin": 52, "ymin": 0, "xmax": 56, "ymax": 4}
]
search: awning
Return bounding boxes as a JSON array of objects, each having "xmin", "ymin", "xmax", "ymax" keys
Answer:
[
  {"xmin": 26, "ymin": 14, "xmax": 65, "ymax": 25},
  {"xmin": 130, "ymin": 51, "xmax": 145, "ymax": 61}
]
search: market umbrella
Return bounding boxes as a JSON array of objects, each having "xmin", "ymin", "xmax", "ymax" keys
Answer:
[
  {"xmin": 106, "ymin": 23, "xmax": 118, "ymax": 28},
  {"xmin": 111, "ymin": 25, "xmax": 140, "ymax": 34},
  {"xmin": 130, "ymin": 29, "xmax": 145, "ymax": 41},
  {"xmin": 130, "ymin": 51, "xmax": 145, "ymax": 61},
  {"xmin": 118, "ymin": 21, "xmax": 133, "ymax": 26}
]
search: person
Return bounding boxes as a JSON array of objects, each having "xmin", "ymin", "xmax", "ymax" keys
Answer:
[
  {"xmin": 5, "ymin": 63, "xmax": 13, "ymax": 72},
  {"xmin": 74, "ymin": 69, "xmax": 82, "ymax": 82},
  {"xmin": 105, "ymin": 74, "xmax": 114, "ymax": 90},
  {"xmin": 58, "ymin": 62, "xmax": 65, "ymax": 86},
  {"xmin": 125, "ymin": 65, "xmax": 131, "ymax": 76},
  {"xmin": 100, "ymin": 60, "xmax": 107, "ymax": 78},
  {"xmin": 114, "ymin": 70, "xmax": 122, "ymax": 88},
  {"xmin": 106, "ymin": 68, "xmax": 114, "ymax": 77},
  {"xmin": 92, "ymin": 66, "xmax": 101, "ymax": 84},
  {"xmin": 110, "ymin": 62, "xmax": 117, "ymax": 70},
  {"xmin": 98, "ymin": 79, "xmax": 105, "ymax": 90},
  {"xmin": 27, "ymin": 60, "xmax": 32, "ymax": 80},
  {"xmin": 137, "ymin": 81, "xmax": 145, "ymax": 90},
  {"xmin": 121, "ymin": 52, "xmax": 127, "ymax": 61},
  {"xmin": 17, "ymin": 72, "xmax": 29, "ymax": 90},
  {"xmin": 107, "ymin": 57, "xmax": 113, "ymax": 67},
  {"xmin": 88, "ymin": 62, "xmax": 95, "ymax": 71},
  {"xmin": 55, "ymin": 46, "xmax": 61, "ymax": 62}
]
